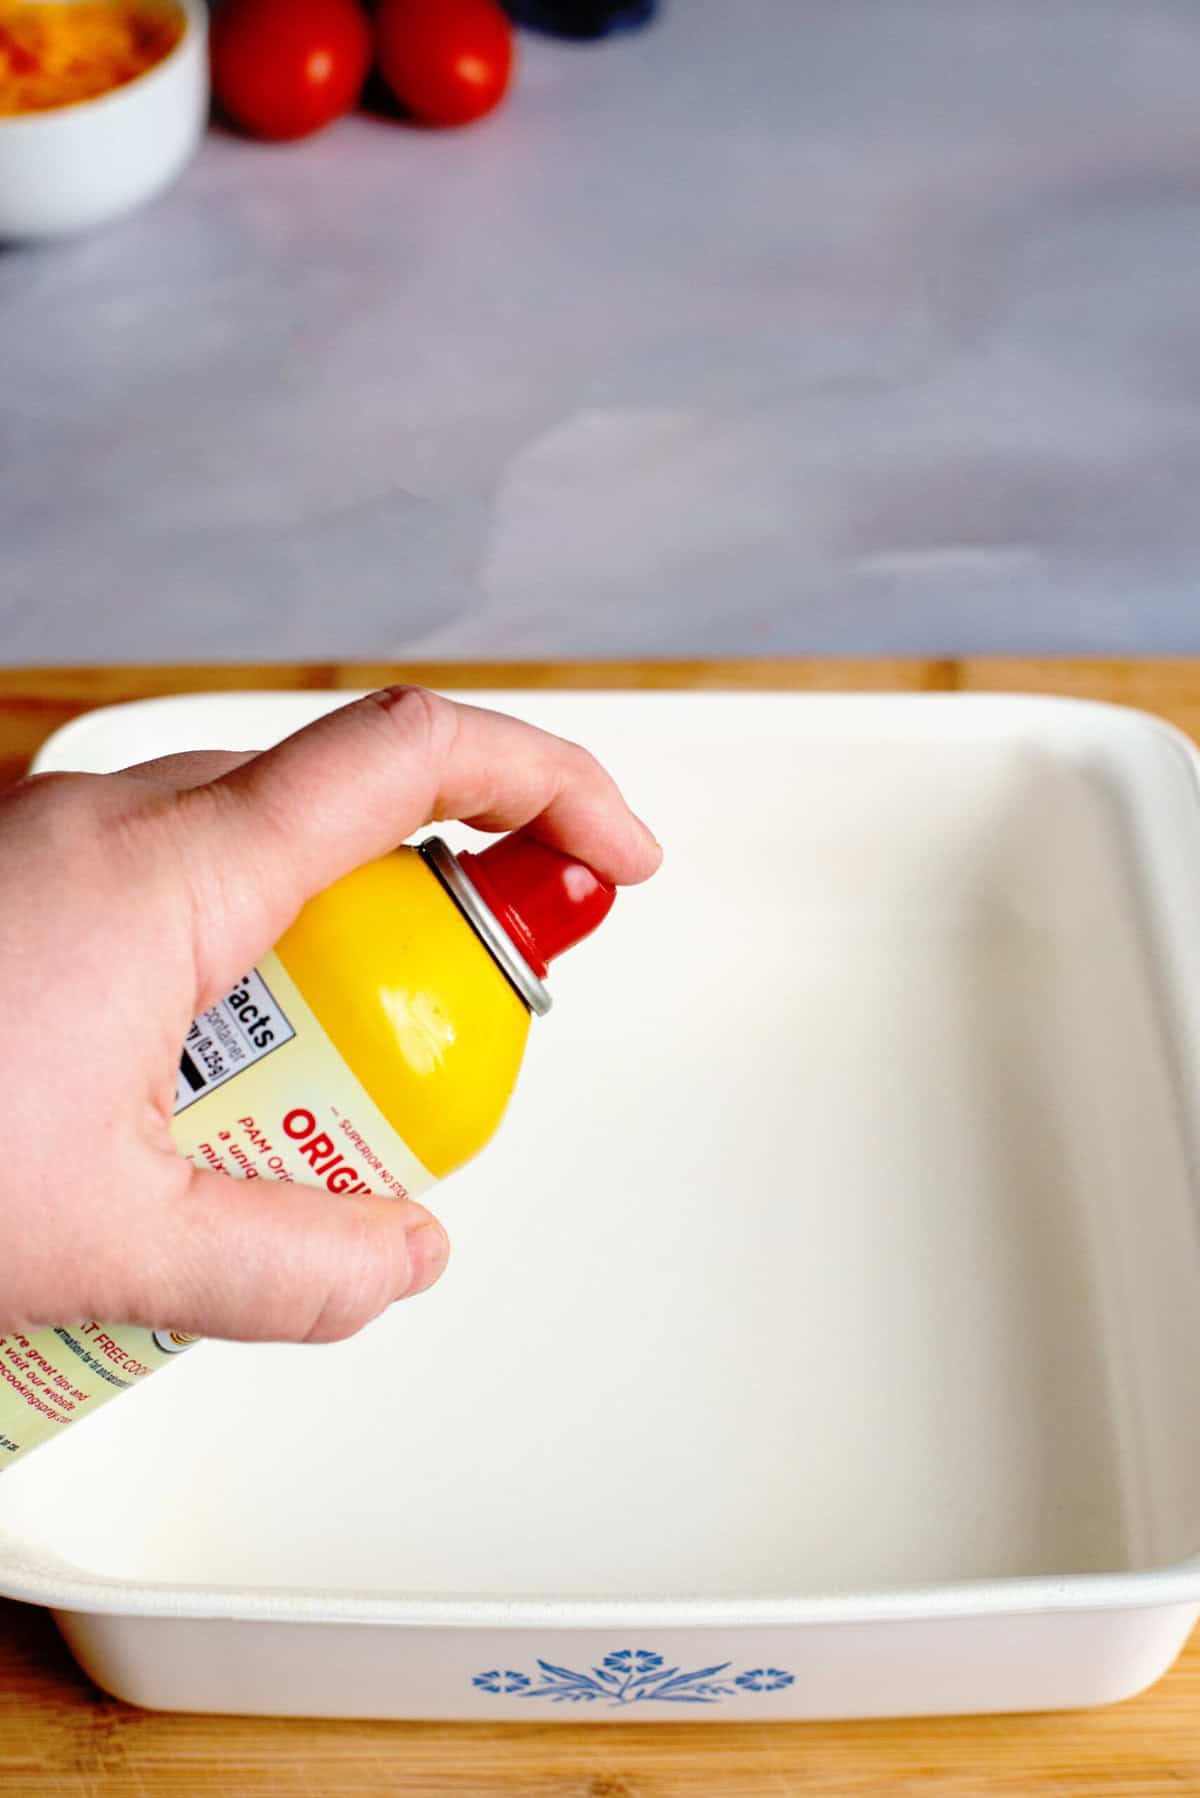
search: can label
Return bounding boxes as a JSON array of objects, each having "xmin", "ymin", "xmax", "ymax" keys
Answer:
[
  {"xmin": 171, "ymin": 951, "xmax": 434, "ymax": 1204},
  {"xmin": 0, "ymin": 951, "xmax": 435, "ymax": 1467},
  {"xmin": 175, "ymin": 965, "xmax": 296, "ymax": 1114}
]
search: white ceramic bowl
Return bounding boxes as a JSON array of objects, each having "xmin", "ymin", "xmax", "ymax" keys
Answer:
[{"xmin": 0, "ymin": 0, "xmax": 208, "ymax": 241}]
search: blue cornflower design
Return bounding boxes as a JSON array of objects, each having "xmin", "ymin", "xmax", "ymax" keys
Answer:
[
  {"xmin": 602, "ymin": 1649, "xmax": 664, "ymax": 1676},
  {"xmin": 734, "ymin": 1668, "xmax": 795, "ymax": 1692},
  {"xmin": 472, "ymin": 1670, "xmax": 531, "ymax": 1694},
  {"xmin": 472, "ymin": 1648, "xmax": 795, "ymax": 1707}
]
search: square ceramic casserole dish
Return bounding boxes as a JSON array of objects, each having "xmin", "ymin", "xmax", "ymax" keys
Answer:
[{"xmin": 2, "ymin": 688, "xmax": 1200, "ymax": 1721}]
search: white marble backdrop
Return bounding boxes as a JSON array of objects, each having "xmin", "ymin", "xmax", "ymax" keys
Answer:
[{"xmin": 4, "ymin": 0, "xmax": 1200, "ymax": 661}]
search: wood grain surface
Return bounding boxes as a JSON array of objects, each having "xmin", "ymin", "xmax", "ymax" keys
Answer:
[{"xmin": 2, "ymin": 658, "xmax": 1200, "ymax": 1798}]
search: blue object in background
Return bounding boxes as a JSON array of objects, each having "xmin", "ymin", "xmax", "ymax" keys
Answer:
[{"xmin": 501, "ymin": 0, "xmax": 657, "ymax": 40}]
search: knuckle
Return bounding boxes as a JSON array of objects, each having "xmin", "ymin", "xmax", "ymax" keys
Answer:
[
  {"xmin": 301, "ymin": 1208, "xmax": 407, "ymax": 1344},
  {"xmin": 551, "ymin": 736, "xmax": 608, "ymax": 800},
  {"xmin": 174, "ymin": 778, "xmax": 280, "ymax": 923},
  {"xmin": 174, "ymin": 775, "xmax": 240, "ymax": 853},
  {"xmin": 565, "ymin": 737, "xmax": 603, "ymax": 778},
  {"xmin": 0, "ymin": 773, "xmax": 148, "ymax": 885},
  {"xmin": 180, "ymin": 762, "xmax": 268, "ymax": 842},
  {"xmin": 149, "ymin": 782, "xmax": 239, "ymax": 934},
  {"xmin": 6, "ymin": 769, "xmax": 107, "ymax": 835},
  {"xmin": 363, "ymin": 685, "xmax": 455, "ymax": 761}
]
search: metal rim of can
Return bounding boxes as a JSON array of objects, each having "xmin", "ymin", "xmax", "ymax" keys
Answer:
[{"xmin": 419, "ymin": 836, "xmax": 553, "ymax": 1018}]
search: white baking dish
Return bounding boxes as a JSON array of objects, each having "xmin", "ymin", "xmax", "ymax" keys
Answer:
[{"xmin": 3, "ymin": 688, "xmax": 1200, "ymax": 1721}]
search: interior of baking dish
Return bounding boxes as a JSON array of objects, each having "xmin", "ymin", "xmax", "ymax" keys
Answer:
[{"xmin": 3, "ymin": 691, "xmax": 1200, "ymax": 1607}]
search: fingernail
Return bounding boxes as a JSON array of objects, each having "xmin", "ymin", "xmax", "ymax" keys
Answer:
[{"xmin": 403, "ymin": 1217, "xmax": 450, "ymax": 1297}]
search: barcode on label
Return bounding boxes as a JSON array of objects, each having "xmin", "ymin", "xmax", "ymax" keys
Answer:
[{"xmin": 174, "ymin": 968, "xmax": 296, "ymax": 1115}]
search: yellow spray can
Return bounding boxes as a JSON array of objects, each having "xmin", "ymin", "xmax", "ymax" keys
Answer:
[{"xmin": 0, "ymin": 831, "xmax": 614, "ymax": 1468}]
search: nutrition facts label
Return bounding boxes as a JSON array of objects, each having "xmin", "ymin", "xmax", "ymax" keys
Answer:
[{"xmin": 174, "ymin": 968, "xmax": 296, "ymax": 1115}]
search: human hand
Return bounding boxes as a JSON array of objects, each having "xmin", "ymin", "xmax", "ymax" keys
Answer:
[{"xmin": 0, "ymin": 687, "xmax": 659, "ymax": 1344}]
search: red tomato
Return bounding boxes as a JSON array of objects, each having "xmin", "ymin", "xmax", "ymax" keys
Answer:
[
  {"xmin": 375, "ymin": 0, "xmax": 514, "ymax": 128},
  {"xmin": 211, "ymin": 0, "xmax": 372, "ymax": 141}
]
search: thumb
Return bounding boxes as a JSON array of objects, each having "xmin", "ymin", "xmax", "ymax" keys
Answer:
[{"xmin": 110, "ymin": 1168, "xmax": 450, "ymax": 1344}]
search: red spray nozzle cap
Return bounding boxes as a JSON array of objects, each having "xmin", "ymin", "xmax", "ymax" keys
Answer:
[{"xmin": 459, "ymin": 834, "xmax": 616, "ymax": 980}]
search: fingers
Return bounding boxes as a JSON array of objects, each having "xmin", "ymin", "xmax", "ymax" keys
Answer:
[
  {"xmin": 104, "ymin": 1165, "xmax": 450, "ymax": 1343},
  {"xmin": 175, "ymin": 688, "xmax": 661, "ymax": 963},
  {"xmin": 119, "ymin": 751, "xmax": 257, "ymax": 792}
]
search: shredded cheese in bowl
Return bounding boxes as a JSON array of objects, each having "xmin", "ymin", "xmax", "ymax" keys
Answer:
[{"xmin": 0, "ymin": 0, "xmax": 184, "ymax": 116}]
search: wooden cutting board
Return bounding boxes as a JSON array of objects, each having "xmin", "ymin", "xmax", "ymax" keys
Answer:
[{"xmin": 3, "ymin": 658, "xmax": 1200, "ymax": 1798}]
